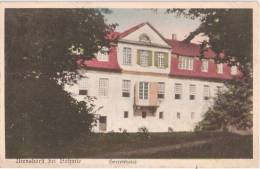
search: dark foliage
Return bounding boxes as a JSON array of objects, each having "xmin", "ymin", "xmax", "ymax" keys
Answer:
[
  {"xmin": 6, "ymin": 79, "xmax": 96, "ymax": 157},
  {"xmin": 196, "ymin": 77, "xmax": 253, "ymax": 131},
  {"xmin": 5, "ymin": 8, "xmax": 116, "ymax": 83},
  {"xmin": 5, "ymin": 9, "xmax": 114, "ymax": 157},
  {"xmin": 167, "ymin": 9, "xmax": 252, "ymax": 75},
  {"xmin": 167, "ymin": 9, "xmax": 253, "ymax": 130}
]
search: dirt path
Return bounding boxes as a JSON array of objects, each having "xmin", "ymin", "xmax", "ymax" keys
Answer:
[{"xmin": 94, "ymin": 138, "xmax": 218, "ymax": 158}]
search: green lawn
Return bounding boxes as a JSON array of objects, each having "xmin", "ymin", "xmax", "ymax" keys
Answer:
[
  {"xmin": 67, "ymin": 131, "xmax": 252, "ymax": 158},
  {"xmin": 8, "ymin": 131, "xmax": 252, "ymax": 158}
]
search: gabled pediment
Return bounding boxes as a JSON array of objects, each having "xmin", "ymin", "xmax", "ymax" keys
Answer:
[{"xmin": 118, "ymin": 22, "xmax": 171, "ymax": 48}]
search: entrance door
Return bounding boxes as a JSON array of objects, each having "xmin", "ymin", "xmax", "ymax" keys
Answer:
[{"xmin": 99, "ymin": 116, "xmax": 107, "ymax": 132}]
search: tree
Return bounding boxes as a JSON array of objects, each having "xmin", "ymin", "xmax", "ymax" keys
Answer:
[
  {"xmin": 5, "ymin": 9, "xmax": 115, "ymax": 157},
  {"xmin": 167, "ymin": 9, "xmax": 253, "ymax": 130},
  {"xmin": 166, "ymin": 9, "xmax": 252, "ymax": 76},
  {"xmin": 195, "ymin": 78, "xmax": 253, "ymax": 131}
]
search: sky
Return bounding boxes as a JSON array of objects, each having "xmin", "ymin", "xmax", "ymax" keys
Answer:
[{"xmin": 104, "ymin": 9, "xmax": 208, "ymax": 44}]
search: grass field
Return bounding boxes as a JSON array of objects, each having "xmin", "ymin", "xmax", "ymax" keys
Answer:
[
  {"xmin": 68, "ymin": 131, "xmax": 252, "ymax": 158},
  {"xmin": 9, "ymin": 131, "xmax": 252, "ymax": 158}
]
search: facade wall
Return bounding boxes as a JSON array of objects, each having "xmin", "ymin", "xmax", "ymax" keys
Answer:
[
  {"xmin": 65, "ymin": 70, "xmax": 224, "ymax": 132},
  {"xmin": 66, "ymin": 22, "xmax": 232, "ymax": 133},
  {"xmin": 117, "ymin": 42, "xmax": 171, "ymax": 74}
]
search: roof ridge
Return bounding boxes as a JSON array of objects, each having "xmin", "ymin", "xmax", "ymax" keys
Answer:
[
  {"xmin": 119, "ymin": 22, "xmax": 147, "ymax": 38},
  {"xmin": 166, "ymin": 38, "xmax": 201, "ymax": 47}
]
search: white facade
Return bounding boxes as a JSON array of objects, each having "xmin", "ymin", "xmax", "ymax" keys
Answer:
[
  {"xmin": 65, "ymin": 22, "xmax": 230, "ymax": 132},
  {"xmin": 65, "ymin": 70, "xmax": 223, "ymax": 132}
]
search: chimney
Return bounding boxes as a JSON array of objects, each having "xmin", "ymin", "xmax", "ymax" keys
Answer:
[{"xmin": 172, "ymin": 34, "xmax": 177, "ymax": 40}]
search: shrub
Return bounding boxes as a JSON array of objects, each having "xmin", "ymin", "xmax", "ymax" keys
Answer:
[
  {"xmin": 168, "ymin": 127, "xmax": 174, "ymax": 132},
  {"xmin": 137, "ymin": 126, "xmax": 151, "ymax": 140}
]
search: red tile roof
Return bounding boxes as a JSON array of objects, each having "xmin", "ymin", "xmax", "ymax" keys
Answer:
[
  {"xmin": 78, "ymin": 46, "xmax": 121, "ymax": 72},
  {"xmin": 169, "ymin": 57, "xmax": 233, "ymax": 80},
  {"xmin": 78, "ymin": 22, "xmax": 235, "ymax": 80},
  {"xmin": 166, "ymin": 39, "xmax": 216, "ymax": 58},
  {"xmin": 118, "ymin": 22, "xmax": 147, "ymax": 39}
]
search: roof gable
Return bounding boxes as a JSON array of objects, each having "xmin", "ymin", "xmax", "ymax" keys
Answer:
[{"xmin": 118, "ymin": 22, "xmax": 171, "ymax": 48}]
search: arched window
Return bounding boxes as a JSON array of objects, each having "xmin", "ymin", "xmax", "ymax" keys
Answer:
[{"xmin": 139, "ymin": 34, "xmax": 151, "ymax": 43}]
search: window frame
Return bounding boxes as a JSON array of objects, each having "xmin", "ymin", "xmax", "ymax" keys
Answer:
[
  {"xmin": 178, "ymin": 56, "xmax": 194, "ymax": 70},
  {"xmin": 231, "ymin": 65, "xmax": 238, "ymax": 75},
  {"xmin": 177, "ymin": 112, "xmax": 181, "ymax": 119},
  {"xmin": 97, "ymin": 47, "xmax": 109, "ymax": 62},
  {"xmin": 78, "ymin": 78, "xmax": 88, "ymax": 95},
  {"xmin": 139, "ymin": 34, "xmax": 151, "ymax": 43},
  {"xmin": 157, "ymin": 82, "xmax": 165, "ymax": 99},
  {"xmin": 79, "ymin": 90, "xmax": 88, "ymax": 95},
  {"xmin": 203, "ymin": 85, "xmax": 210, "ymax": 100},
  {"xmin": 124, "ymin": 111, "xmax": 129, "ymax": 118},
  {"xmin": 139, "ymin": 82, "xmax": 149, "ymax": 100},
  {"xmin": 123, "ymin": 47, "xmax": 132, "ymax": 65},
  {"xmin": 98, "ymin": 78, "xmax": 109, "ymax": 97},
  {"xmin": 189, "ymin": 84, "xmax": 196, "ymax": 100},
  {"xmin": 140, "ymin": 50, "xmax": 149, "ymax": 67},
  {"xmin": 217, "ymin": 63, "xmax": 223, "ymax": 74},
  {"xmin": 201, "ymin": 59, "xmax": 209, "ymax": 72},
  {"xmin": 122, "ymin": 80, "xmax": 131, "ymax": 97},
  {"xmin": 159, "ymin": 112, "xmax": 164, "ymax": 119},
  {"xmin": 158, "ymin": 52, "xmax": 165, "ymax": 68},
  {"xmin": 174, "ymin": 83, "xmax": 182, "ymax": 100},
  {"xmin": 142, "ymin": 112, "xmax": 147, "ymax": 118}
]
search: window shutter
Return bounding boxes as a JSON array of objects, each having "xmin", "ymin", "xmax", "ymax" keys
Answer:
[
  {"xmin": 154, "ymin": 52, "xmax": 158, "ymax": 67},
  {"xmin": 164, "ymin": 52, "xmax": 169, "ymax": 68},
  {"xmin": 137, "ymin": 49, "xmax": 141, "ymax": 65},
  {"xmin": 148, "ymin": 51, "xmax": 153, "ymax": 66}
]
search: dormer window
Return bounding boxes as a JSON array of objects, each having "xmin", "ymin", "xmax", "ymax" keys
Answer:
[
  {"xmin": 231, "ymin": 65, "xmax": 238, "ymax": 75},
  {"xmin": 178, "ymin": 56, "xmax": 194, "ymax": 70},
  {"xmin": 97, "ymin": 47, "xmax": 109, "ymax": 62},
  {"xmin": 201, "ymin": 59, "xmax": 208, "ymax": 72},
  {"xmin": 139, "ymin": 33, "xmax": 151, "ymax": 43},
  {"xmin": 217, "ymin": 63, "xmax": 223, "ymax": 74}
]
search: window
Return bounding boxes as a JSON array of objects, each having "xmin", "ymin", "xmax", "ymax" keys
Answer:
[
  {"xmin": 79, "ymin": 78, "xmax": 88, "ymax": 95},
  {"xmin": 99, "ymin": 78, "xmax": 109, "ymax": 96},
  {"xmin": 139, "ymin": 82, "xmax": 149, "ymax": 100},
  {"xmin": 122, "ymin": 80, "xmax": 131, "ymax": 97},
  {"xmin": 123, "ymin": 47, "xmax": 132, "ymax": 65},
  {"xmin": 178, "ymin": 56, "xmax": 194, "ymax": 70},
  {"xmin": 142, "ymin": 112, "xmax": 147, "ymax": 118},
  {"xmin": 231, "ymin": 66, "xmax": 238, "ymax": 75},
  {"xmin": 99, "ymin": 116, "xmax": 107, "ymax": 131},
  {"xmin": 203, "ymin": 85, "xmax": 210, "ymax": 100},
  {"xmin": 191, "ymin": 112, "xmax": 195, "ymax": 119},
  {"xmin": 140, "ymin": 50, "xmax": 149, "ymax": 66},
  {"xmin": 177, "ymin": 112, "xmax": 181, "ymax": 119},
  {"xmin": 174, "ymin": 83, "xmax": 182, "ymax": 100},
  {"xmin": 124, "ymin": 111, "xmax": 128, "ymax": 118},
  {"xmin": 201, "ymin": 59, "xmax": 208, "ymax": 72},
  {"xmin": 217, "ymin": 63, "xmax": 223, "ymax": 74},
  {"xmin": 139, "ymin": 34, "xmax": 151, "ymax": 43},
  {"xmin": 79, "ymin": 90, "xmax": 87, "ymax": 95},
  {"xmin": 189, "ymin": 84, "xmax": 196, "ymax": 100},
  {"xmin": 157, "ymin": 82, "xmax": 165, "ymax": 99},
  {"xmin": 97, "ymin": 47, "xmax": 109, "ymax": 62},
  {"xmin": 159, "ymin": 112, "xmax": 164, "ymax": 119},
  {"xmin": 158, "ymin": 52, "xmax": 164, "ymax": 68}
]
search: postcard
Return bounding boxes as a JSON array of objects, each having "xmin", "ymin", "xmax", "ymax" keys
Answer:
[{"xmin": 0, "ymin": 1, "xmax": 259, "ymax": 168}]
